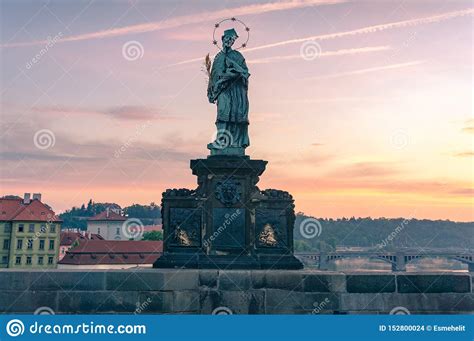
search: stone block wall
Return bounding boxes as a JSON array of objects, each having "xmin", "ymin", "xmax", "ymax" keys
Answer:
[{"xmin": 0, "ymin": 270, "xmax": 472, "ymax": 314}]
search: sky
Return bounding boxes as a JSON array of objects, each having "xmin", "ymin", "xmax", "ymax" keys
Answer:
[{"xmin": 0, "ymin": 0, "xmax": 473, "ymax": 221}]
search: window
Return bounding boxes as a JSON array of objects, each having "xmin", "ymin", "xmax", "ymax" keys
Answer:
[
  {"xmin": 38, "ymin": 256, "xmax": 44, "ymax": 265},
  {"xmin": 18, "ymin": 224, "xmax": 24, "ymax": 232},
  {"xmin": 48, "ymin": 256, "xmax": 54, "ymax": 265},
  {"xmin": 27, "ymin": 239, "xmax": 33, "ymax": 249},
  {"xmin": 28, "ymin": 224, "xmax": 34, "ymax": 233},
  {"xmin": 40, "ymin": 224, "xmax": 46, "ymax": 233},
  {"xmin": 116, "ymin": 227, "xmax": 120, "ymax": 235},
  {"xmin": 50, "ymin": 224, "xmax": 56, "ymax": 233},
  {"xmin": 1, "ymin": 256, "xmax": 7, "ymax": 264},
  {"xmin": 3, "ymin": 239, "xmax": 9, "ymax": 250},
  {"xmin": 26, "ymin": 256, "xmax": 32, "ymax": 265},
  {"xmin": 16, "ymin": 239, "xmax": 23, "ymax": 250},
  {"xmin": 15, "ymin": 256, "xmax": 21, "ymax": 265},
  {"xmin": 4, "ymin": 224, "xmax": 11, "ymax": 233},
  {"xmin": 49, "ymin": 240, "xmax": 54, "ymax": 250},
  {"xmin": 98, "ymin": 228, "xmax": 101, "ymax": 234},
  {"xmin": 39, "ymin": 239, "xmax": 45, "ymax": 250}
]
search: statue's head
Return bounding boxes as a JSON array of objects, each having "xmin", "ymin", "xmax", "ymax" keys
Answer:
[{"xmin": 222, "ymin": 28, "xmax": 238, "ymax": 48}]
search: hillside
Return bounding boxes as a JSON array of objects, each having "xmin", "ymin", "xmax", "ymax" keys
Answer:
[{"xmin": 294, "ymin": 213, "xmax": 474, "ymax": 252}]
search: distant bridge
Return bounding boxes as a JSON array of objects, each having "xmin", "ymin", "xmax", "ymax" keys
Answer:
[{"xmin": 297, "ymin": 249, "xmax": 474, "ymax": 272}]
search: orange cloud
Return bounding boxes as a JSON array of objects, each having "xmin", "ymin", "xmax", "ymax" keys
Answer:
[
  {"xmin": 32, "ymin": 105, "xmax": 174, "ymax": 121},
  {"xmin": 327, "ymin": 162, "xmax": 399, "ymax": 178},
  {"xmin": 453, "ymin": 151, "xmax": 474, "ymax": 157}
]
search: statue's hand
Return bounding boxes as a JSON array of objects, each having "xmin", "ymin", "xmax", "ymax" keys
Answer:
[
  {"xmin": 207, "ymin": 88, "xmax": 216, "ymax": 103},
  {"xmin": 207, "ymin": 93, "xmax": 216, "ymax": 103},
  {"xmin": 227, "ymin": 67, "xmax": 249, "ymax": 79}
]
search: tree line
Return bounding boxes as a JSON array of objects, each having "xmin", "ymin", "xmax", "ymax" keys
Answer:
[
  {"xmin": 294, "ymin": 213, "xmax": 473, "ymax": 252},
  {"xmin": 59, "ymin": 200, "xmax": 161, "ymax": 230}
]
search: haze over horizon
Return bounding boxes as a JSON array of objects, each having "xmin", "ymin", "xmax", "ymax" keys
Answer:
[{"xmin": 1, "ymin": 0, "xmax": 473, "ymax": 221}]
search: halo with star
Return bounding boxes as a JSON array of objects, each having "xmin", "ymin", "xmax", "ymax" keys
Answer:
[{"xmin": 212, "ymin": 17, "xmax": 250, "ymax": 51}]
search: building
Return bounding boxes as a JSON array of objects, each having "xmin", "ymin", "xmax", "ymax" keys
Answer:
[
  {"xmin": 87, "ymin": 208, "xmax": 127, "ymax": 240},
  {"xmin": 143, "ymin": 224, "xmax": 162, "ymax": 233},
  {"xmin": 0, "ymin": 193, "xmax": 62, "ymax": 268},
  {"xmin": 58, "ymin": 240, "xmax": 162, "ymax": 269},
  {"xmin": 59, "ymin": 230, "xmax": 103, "ymax": 260}
]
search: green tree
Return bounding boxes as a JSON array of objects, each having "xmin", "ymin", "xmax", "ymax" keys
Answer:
[
  {"xmin": 294, "ymin": 240, "xmax": 312, "ymax": 252},
  {"xmin": 142, "ymin": 230, "xmax": 163, "ymax": 241}
]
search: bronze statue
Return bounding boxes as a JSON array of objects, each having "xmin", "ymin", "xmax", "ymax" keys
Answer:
[{"xmin": 207, "ymin": 28, "xmax": 250, "ymax": 155}]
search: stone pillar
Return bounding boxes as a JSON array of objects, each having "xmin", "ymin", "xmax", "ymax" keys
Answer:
[
  {"xmin": 154, "ymin": 155, "xmax": 303, "ymax": 269},
  {"xmin": 393, "ymin": 253, "xmax": 406, "ymax": 272},
  {"xmin": 318, "ymin": 252, "xmax": 329, "ymax": 270}
]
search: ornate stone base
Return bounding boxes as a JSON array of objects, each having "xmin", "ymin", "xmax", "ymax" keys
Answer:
[
  {"xmin": 207, "ymin": 143, "xmax": 245, "ymax": 156},
  {"xmin": 154, "ymin": 253, "xmax": 303, "ymax": 270},
  {"xmin": 153, "ymin": 155, "xmax": 303, "ymax": 270}
]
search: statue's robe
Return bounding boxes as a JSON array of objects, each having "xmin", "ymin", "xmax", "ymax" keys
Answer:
[{"xmin": 207, "ymin": 48, "xmax": 250, "ymax": 148}]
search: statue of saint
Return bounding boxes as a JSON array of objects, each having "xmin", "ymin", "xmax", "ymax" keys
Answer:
[{"xmin": 207, "ymin": 28, "xmax": 250, "ymax": 155}]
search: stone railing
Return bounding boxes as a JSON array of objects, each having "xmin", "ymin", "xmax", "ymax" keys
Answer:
[{"xmin": 0, "ymin": 270, "xmax": 472, "ymax": 314}]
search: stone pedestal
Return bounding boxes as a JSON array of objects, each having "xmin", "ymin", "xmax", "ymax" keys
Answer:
[{"xmin": 153, "ymin": 155, "xmax": 303, "ymax": 269}]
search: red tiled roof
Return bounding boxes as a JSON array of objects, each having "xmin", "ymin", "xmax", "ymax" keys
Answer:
[
  {"xmin": 0, "ymin": 198, "xmax": 24, "ymax": 220},
  {"xmin": 144, "ymin": 224, "xmax": 163, "ymax": 232},
  {"xmin": 60, "ymin": 231, "xmax": 104, "ymax": 246},
  {"xmin": 0, "ymin": 198, "xmax": 62, "ymax": 222},
  {"xmin": 70, "ymin": 240, "xmax": 162, "ymax": 253},
  {"xmin": 58, "ymin": 240, "xmax": 162, "ymax": 265},
  {"xmin": 88, "ymin": 210, "xmax": 126, "ymax": 221}
]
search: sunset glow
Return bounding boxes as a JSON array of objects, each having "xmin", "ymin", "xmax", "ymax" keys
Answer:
[{"xmin": 1, "ymin": 0, "xmax": 473, "ymax": 221}]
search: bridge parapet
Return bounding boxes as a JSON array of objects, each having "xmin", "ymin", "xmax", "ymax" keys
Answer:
[{"xmin": 0, "ymin": 270, "xmax": 472, "ymax": 314}]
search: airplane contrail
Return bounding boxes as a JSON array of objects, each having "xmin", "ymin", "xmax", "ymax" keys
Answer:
[
  {"xmin": 1, "ymin": 0, "xmax": 345, "ymax": 47},
  {"xmin": 164, "ymin": 8, "xmax": 473, "ymax": 68},
  {"xmin": 247, "ymin": 45, "xmax": 391, "ymax": 64},
  {"xmin": 304, "ymin": 60, "xmax": 426, "ymax": 80}
]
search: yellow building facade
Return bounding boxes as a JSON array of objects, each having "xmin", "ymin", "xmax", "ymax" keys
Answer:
[{"xmin": 0, "ymin": 194, "xmax": 61, "ymax": 268}]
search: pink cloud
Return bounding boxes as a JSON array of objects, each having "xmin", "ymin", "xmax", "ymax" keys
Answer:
[
  {"xmin": 1, "ymin": 0, "xmax": 345, "ymax": 47},
  {"xmin": 304, "ymin": 60, "xmax": 426, "ymax": 80},
  {"xmin": 247, "ymin": 46, "xmax": 391, "ymax": 64},
  {"xmin": 246, "ymin": 8, "xmax": 474, "ymax": 52},
  {"xmin": 166, "ymin": 8, "xmax": 473, "ymax": 68}
]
